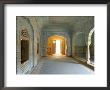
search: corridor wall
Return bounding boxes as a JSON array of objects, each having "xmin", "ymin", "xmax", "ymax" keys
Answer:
[
  {"xmin": 72, "ymin": 16, "xmax": 94, "ymax": 62},
  {"xmin": 16, "ymin": 17, "xmax": 34, "ymax": 74},
  {"xmin": 16, "ymin": 16, "xmax": 45, "ymax": 74}
]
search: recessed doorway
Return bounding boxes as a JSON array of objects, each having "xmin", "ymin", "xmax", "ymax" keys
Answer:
[{"xmin": 47, "ymin": 35, "xmax": 67, "ymax": 56}]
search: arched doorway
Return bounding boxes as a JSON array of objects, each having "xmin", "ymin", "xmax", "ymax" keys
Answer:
[
  {"xmin": 47, "ymin": 35, "xmax": 67, "ymax": 56},
  {"xmin": 40, "ymin": 31, "xmax": 71, "ymax": 56}
]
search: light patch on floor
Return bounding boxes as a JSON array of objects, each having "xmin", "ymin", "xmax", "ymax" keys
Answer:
[{"xmin": 31, "ymin": 56, "xmax": 94, "ymax": 74}]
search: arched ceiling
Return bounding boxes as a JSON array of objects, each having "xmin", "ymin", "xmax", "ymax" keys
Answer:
[
  {"xmin": 26, "ymin": 16, "xmax": 94, "ymax": 33},
  {"xmin": 48, "ymin": 16, "xmax": 92, "ymax": 24},
  {"xmin": 36, "ymin": 16, "xmax": 94, "ymax": 32}
]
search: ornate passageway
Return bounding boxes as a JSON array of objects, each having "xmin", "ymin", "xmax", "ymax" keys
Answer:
[{"xmin": 16, "ymin": 16, "xmax": 94, "ymax": 74}]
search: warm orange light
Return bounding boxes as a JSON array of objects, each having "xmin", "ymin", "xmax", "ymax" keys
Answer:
[
  {"xmin": 47, "ymin": 35, "xmax": 66, "ymax": 56},
  {"xmin": 53, "ymin": 40, "xmax": 56, "ymax": 43}
]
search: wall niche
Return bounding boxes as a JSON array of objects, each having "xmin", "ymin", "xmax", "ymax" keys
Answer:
[
  {"xmin": 21, "ymin": 29, "xmax": 29, "ymax": 64},
  {"xmin": 21, "ymin": 40, "xmax": 29, "ymax": 64}
]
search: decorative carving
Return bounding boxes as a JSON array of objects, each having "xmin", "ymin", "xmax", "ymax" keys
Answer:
[{"xmin": 21, "ymin": 29, "xmax": 29, "ymax": 39}]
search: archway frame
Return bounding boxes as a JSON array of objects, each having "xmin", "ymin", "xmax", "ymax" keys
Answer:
[
  {"xmin": 40, "ymin": 31, "xmax": 71, "ymax": 56},
  {"xmin": 47, "ymin": 35, "xmax": 67, "ymax": 56}
]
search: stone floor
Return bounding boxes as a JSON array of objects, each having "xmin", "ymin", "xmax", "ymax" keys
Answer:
[{"xmin": 31, "ymin": 56, "xmax": 94, "ymax": 74}]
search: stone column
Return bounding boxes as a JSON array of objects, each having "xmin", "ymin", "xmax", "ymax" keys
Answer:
[
  {"xmin": 87, "ymin": 40, "xmax": 91, "ymax": 64},
  {"xmin": 87, "ymin": 28, "xmax": 94, "ymax": 64}
]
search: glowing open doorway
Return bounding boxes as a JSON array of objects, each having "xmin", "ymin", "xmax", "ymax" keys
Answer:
[
  {"xmin": 55, "ymin": 40, "xmax": 61, "ymax": 55},
  {"xmin": 47, "ymin": 35, "xmax": 67, "ymax": 56}
]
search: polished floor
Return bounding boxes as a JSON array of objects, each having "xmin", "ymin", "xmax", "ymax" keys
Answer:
[{"xmin": 31, "ymin": 56, "xmax": 94, "ymax": 74}]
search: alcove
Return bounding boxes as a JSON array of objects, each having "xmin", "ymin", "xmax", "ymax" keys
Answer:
[{"xmin": 21, "ymin": 40, "xmax": 29, "ymax": 64}]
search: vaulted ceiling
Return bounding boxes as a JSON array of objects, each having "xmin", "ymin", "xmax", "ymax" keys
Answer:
[
  {"xmin": 26, "ymin": 16, "xmax": 94, "ymax": 34},
  {"xmin": 35, "ymin": 16, "xmax": 94, "ymax": 33}
]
